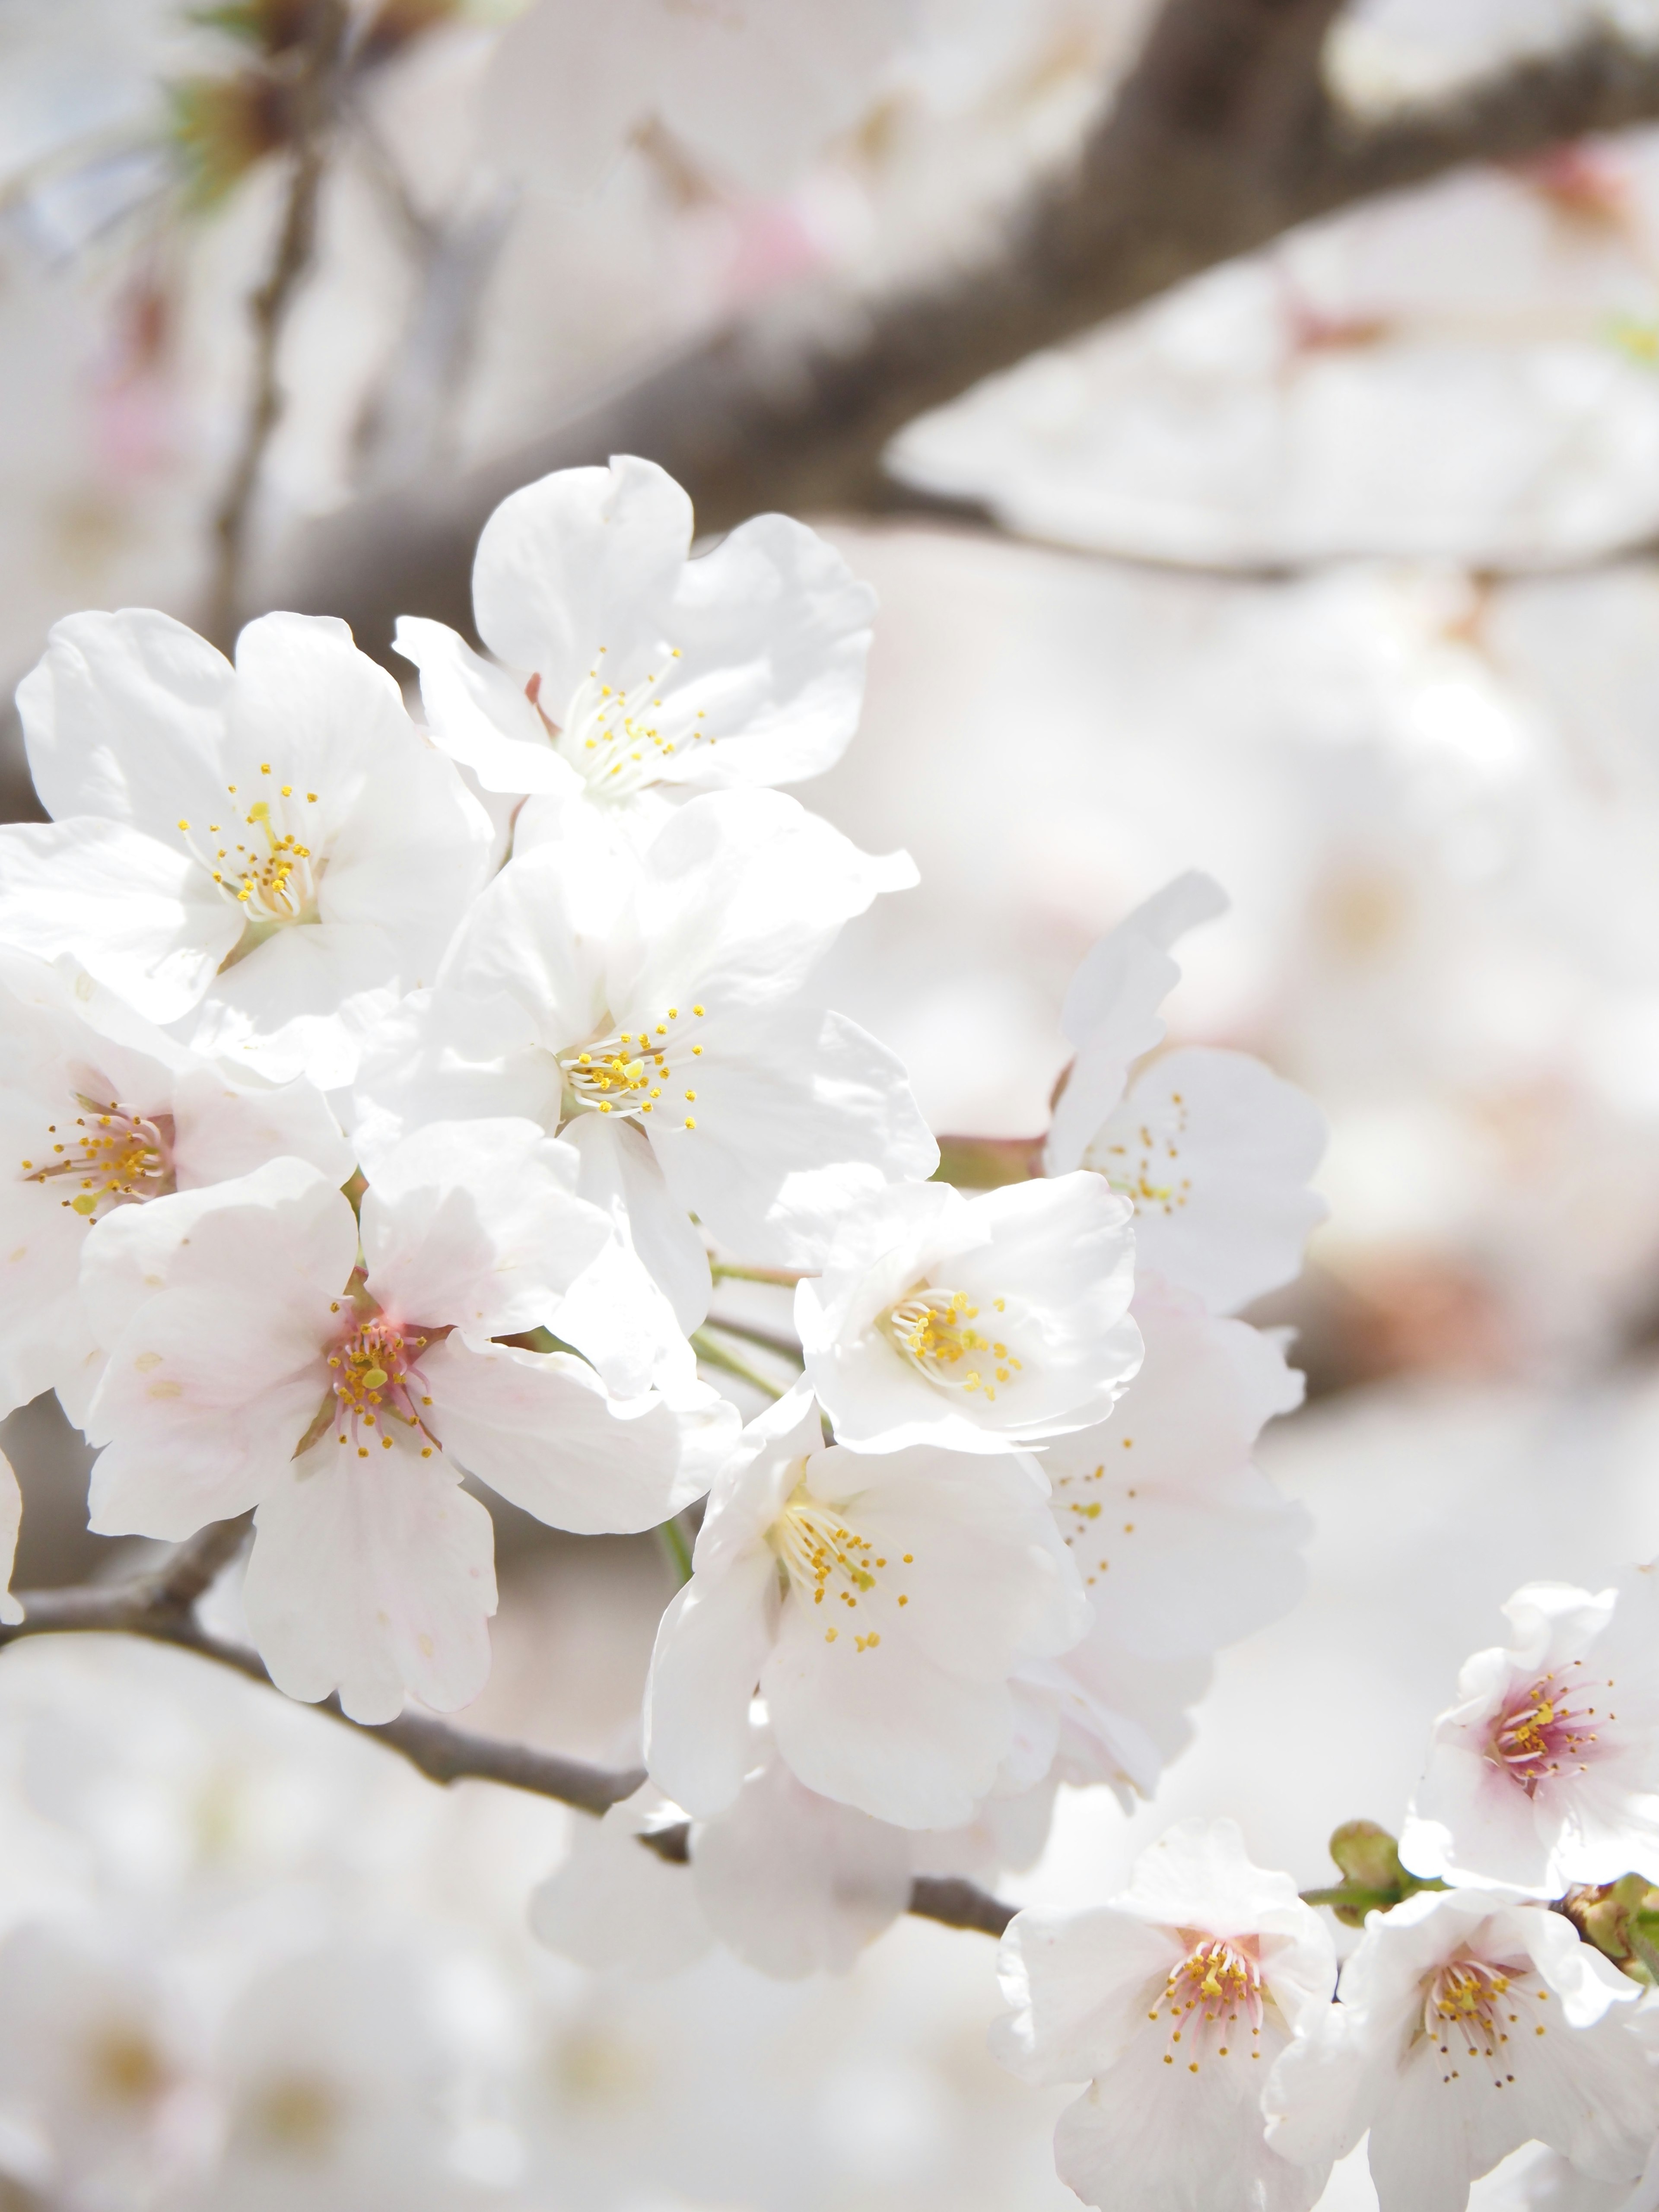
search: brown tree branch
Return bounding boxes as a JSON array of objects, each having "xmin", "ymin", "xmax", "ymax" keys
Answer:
[
  {"xmin": 0, "ymin": 1540, "xmax": 1018, "ymax": 1939},
  {"xmin": 207, "ymin": 0, "xmax": 350, "ymax": 646},
  {"xmin": 280, "ymin": 12, "xmax": 1659, "ymax": 657}
]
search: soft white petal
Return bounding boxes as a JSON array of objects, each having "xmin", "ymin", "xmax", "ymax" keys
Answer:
[
  {"xmin": 243, "ymin": 1432, "xmax": 497, "ymax": 1723},
  {"xmin": 644, "ymin": 1547, "xmax": 781, "ymax": 1819},
  {"xmin": 0, "ymin": 819, "xmax": 238, "ymax": 1023},
  {"xmin": 16, "ymin": 606, "xmax": 237, "ymax": 836},
  {"xmin": 648, "ymin": 1002, "xmax": 938, "ymax": 1268},
  {"xmin": 395, "ymin": 613, "xmax": 578, "ymax": 797},
  {"xmin": 1090, "ymin": 1046, "xmax": 1328, "ymax": 1314},
  {"xmin": 472, "ymin": 454, "xmax": 690, "ymax": 695},
  {"xmin": 422, "ymin": 1335, "xmax": 738, "ymax": 1533},
  {"xmin": 530, "ymin": 1785, "xmax": 713, "ymax": 1978},
  {"xmin": 360, "ymin": 1118, "xmax": 603, "ymax": 1338},
  {"xmin": 1047, "ymin": 871, "xmax": 1229, "ymax": 1176},
  {"xmin": 170, "ymin": 1066, "xmax": 354, "ymax": 1189}
]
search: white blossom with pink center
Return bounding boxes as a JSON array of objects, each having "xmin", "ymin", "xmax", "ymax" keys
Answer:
[
  {"xmin": 79, "ymin": 1127, "xmax": 738, "ymax": 1723},
  {"xmin": 0, "ymin": 941, "xmax": 353, "ymax": 1427},
  {"xmin": 1266, "ymin": 1889, "xmax": 1659, "ymax": 2212},
  {"xmin": 993, "ymin": 1818, "xmax": 1337, "ymax": 2212},
  {"xmin": 1399, "ymin": 1573, "xmax": 1659, "ymax": 1898}
]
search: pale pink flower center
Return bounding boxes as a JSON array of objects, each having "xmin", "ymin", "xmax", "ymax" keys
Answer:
[
  {"xmin": 1489, "ymin": 1662, "xmax": 1610, "ymax": 1792},
  {"xmin": 1421, "ymin": 1955, "xmax": 1545, "ymax": 2088},
  {"xmin": 326, "ymin": 1313, "xmax": 440, "ymax": 1461},
  {"xmin": 18, "ymin": 1094, "xmax": 175, "ymax": 1218},
  {"xmin": 1147, "ymin": 1935, "xmax": 1264, "ymax": 2074}
]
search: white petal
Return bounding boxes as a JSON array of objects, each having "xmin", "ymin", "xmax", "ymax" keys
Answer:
[
  {"xmin": 0, "ymin": 819, "xmax": 239, "ymax": 1023},
  {"xmin": 530, "ymin": 1785, "xmax": 713, "ymax": 1978},
  {"xmin": 1093, "ymin": 1046, "xmax": 1328, "ymax": 1314},
  {"xmin": 243, "ymin": 1432, "xmax": 497, "ymax": 1723},
  {"xmin": 1040, "ymin": 1299, "xmax": 1310, "ymax": 1660},
  {"xmin": 993, "ymin": 1906, "xmax": 1180, "ymax": 2085},
  {"xmin": 170, "ymin": 1066, "xmax": 354, "ymax": 1189},
  {"xmin": 471, "ymin": 455, "xmax": 690, "ymax": 698},
  {"xmin": 555, "ymin": 1113, "xmax": 710, "ymax": 1393},
  {"xmin": 395, "ymin": 613, "xmax": 578, "ymax": 797},
  {"xmin": 648, "ymin": 510, "xmax": 875, "ymax": 790},
  {"xmin": 182, "ymin": 919, "xmax": 403, "ymax": 1088},
  {"xmin": 1053, "ymin": 2021, "xmax": 1321, "ymax": 2212},
  {"xmin": 647, "ymin": 1003, "xmax": 938, "ymax": 1269},
  {"xmin": 616, "ymin": 789, "xmax": 917, "ymax": 1022},
  {"xmin": 16, "ymin": 606, "xmax": 236, "ymax": 837},
  {"xmin": 360, "ymin": 1117, "xmax": 603, "ymax": 1338},
  {"xmin": 1047, "ymin": 871, "xmax": 1228, "ymax": 1176},
  {"xmin": 644, "ymin": 1548, "xmax": 781, "ymax": 1819},
  {"xmin": 423, "ymin": 1335, "xmax": 737, "ymax": 1533}
]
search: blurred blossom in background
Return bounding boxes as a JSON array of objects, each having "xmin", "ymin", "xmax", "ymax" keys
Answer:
[{"xmin": 11, "ymin": 0, "xmax": 1659, "ymax": 2206}]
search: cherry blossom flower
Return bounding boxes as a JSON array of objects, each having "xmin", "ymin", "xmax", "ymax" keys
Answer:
[
  {"xmin": 79, "ymin": 1130, "xmax": 736, "ymax": 1722},
  {"xmin": 352, "ymin": 787, "xmax": 934, "ymax": 1286},
  {"xmin": 1266, "ymin": 1889, "xmax": 1659, "ymax": 2212},
  {"xmin": 993, "ymin": 1818, "xmax": 1338, "ymax": 2212},
  {"xmin": 0, "ymin": 942, "xmax": 352, "ymax": 1424},
  {"xmin": 794, "ymin": 1174, "xmax": 1141, "ymax": 1456},
  {"xmin": 1399, "ymin": 1573, "xmax": 1659, "ymax": 1899},
  {"xmin": 1046, "ymin": 872, "xmax": 1327, "ymax": 1315},
  {"xmin": 393, "ymin": 456, "xmax": 875, "ymax": 823},
  {"xmin": 644, "ymin": 1385, "xmax": 1088, "ymax": 1829},
  {"xmin": 0, "ymin": 609, "xmax": 493, "ymax": 1084}
]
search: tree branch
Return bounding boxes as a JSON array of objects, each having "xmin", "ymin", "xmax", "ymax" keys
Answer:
[
  {"xmin": 281, "ymin": 13, "xmax": 1659, "ymax": 655},
  {"xmin": 207, "ymin": 0, "xmax": 350, "ymax": 646},
  {"xmin": 0, "ymin": 1545, "xmax": 1019, "ymax": 1939}
]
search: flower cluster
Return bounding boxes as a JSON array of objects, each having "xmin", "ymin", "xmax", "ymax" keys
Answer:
[
  {"xmin": 999, "ymin": 1572, "xmax": 1659, "ymax": 2212},
  {"xmin": 0, "ymin": 452, "xmax": 1332, "ymax": 2183}
]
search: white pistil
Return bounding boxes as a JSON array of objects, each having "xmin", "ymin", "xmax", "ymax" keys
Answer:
[
  {"xmin": 179, "ymin": 770, "xmax": 325, "ymax": 940},
  {"xmin": 19, "ymin": 1093, "xmax": 175, "ymax": 1218},
  {"xmin": 1148, "ymin": 1937, "xmax": 1265, "ymax": 2074},
  {"xmin": 557, "ymin": 1005, "xmax": 706, "ymax": 1128},
  {"xmin": 543, "ymin": 643, "xmax": 716, "ymax": 801},
  {"xmin": 1489, "ymin": 1660, "xmax": 1607, "ymax": 1792},
  {"xmin": 881, "ymin": 1286, "xmax": 1020, "ymax": 1401}
]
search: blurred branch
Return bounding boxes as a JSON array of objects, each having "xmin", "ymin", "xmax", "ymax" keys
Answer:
[
  {"xmin": 207, "ymin": 0, "xmax": 350, "ymax": 645},
  {"xmin": 0, "ymin": 1530, "xmax": 1020, "ymax": 1939},
  {"xmin": 283, "ymin": 6, "xmax": 1659, "ymax": 653}
]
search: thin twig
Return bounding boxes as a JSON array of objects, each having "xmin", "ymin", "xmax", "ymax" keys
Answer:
[
  {"xmin": 206, "ymin": 0, "xmax": 350, "ymax": 646},
  {"xmin": 137, "ymin": 1513, "xmax": 252, "ymax": 1613},
  {"xmin": 690, "ymin": 1327, "xmax": 787, "ymax": 1400},
  {"xmin": 0, "ymin": 1551, "xmax": 1018, "ymax": 1937},
  {"xmin": 709, "ymin": 1263, "xmax": 807, "ymax": 1289},
  {"xmin": 700, "ymin": 1315, "xmax": 804, "ymax": 1363}
]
